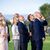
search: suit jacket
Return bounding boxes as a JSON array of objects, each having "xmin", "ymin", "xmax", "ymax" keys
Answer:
[
  {"xmin": 18, "ymin": 21, "xmax": 29, "ymax": 43},
  {"xmin": 29, "ymin": 19, "xmax": 47, "ymax": 41},
  {"xmin": 29, "ymin": 21, "xmax": 34, "ymax": 34},
  {"xmin": 42, "ymin": 20, "xmax": 48, "ymax": 26}
]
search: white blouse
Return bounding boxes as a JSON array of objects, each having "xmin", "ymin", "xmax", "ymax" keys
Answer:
[{"xmin": 12, "ymin": 24, "xmax": 20, "ymax": 40}]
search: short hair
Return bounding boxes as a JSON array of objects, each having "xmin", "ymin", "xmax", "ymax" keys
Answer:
[{"xmin": 34, "ymin": 11, "xmax": 42, "ymax": 18}]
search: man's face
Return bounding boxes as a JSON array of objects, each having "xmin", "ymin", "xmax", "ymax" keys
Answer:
[
  {"xmin": 34, "ymin": 12, "xmax": 42, "ymax": 19},
  {"xmin": 19, "ymin": 15, "xmax": 24, "ymax": 21}
]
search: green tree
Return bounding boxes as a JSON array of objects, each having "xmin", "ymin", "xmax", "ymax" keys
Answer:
[
  {"xmin": 39, "ymin": 3, "xmax": 50, "ymax": 26},
  {"xmin": 39, "ymin": 3, "xmax": 50, "ymax": 18}
]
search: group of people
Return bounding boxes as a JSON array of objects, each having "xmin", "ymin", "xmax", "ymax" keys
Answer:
[
  {"xmin": 0, "ymin": 11, "xmax": 48, "ymax": 50},
  {"xmin": 12, "ymin": 12, "xmax": 48, "ymax": 50}
]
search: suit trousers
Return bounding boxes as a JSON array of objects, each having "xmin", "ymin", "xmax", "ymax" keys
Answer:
[
  {"xmin": 35, "ymin": 39, "xmax": 43, "ymax": 50},
  {"xmin": 30, "ymin": 36, "xmax": 36, "ymax": 50},
  {"xmin": 20, "ymin": 40, "xmax": 28, "ymax": 50}
]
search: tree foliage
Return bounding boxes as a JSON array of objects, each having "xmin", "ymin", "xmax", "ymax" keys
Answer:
[{"xmin": 39, "ymin": 3, "xmax": 50, "ymax": 18}]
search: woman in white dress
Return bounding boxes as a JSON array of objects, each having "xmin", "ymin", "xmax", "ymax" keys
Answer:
[{"xmin": 0, "ymin": 16, "xmax": 8, "ymax": 50}]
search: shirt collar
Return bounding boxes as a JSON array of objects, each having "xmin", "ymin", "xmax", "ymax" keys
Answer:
[{"xmin": 20, "ymin": 21, "xmax": 24, "ymax": 24}]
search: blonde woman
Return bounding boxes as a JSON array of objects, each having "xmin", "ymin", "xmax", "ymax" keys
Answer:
[
  {"xmin": 0, "ymin": 15, "xmax": 8, "ymax": 50},
  {"xmin": 12, "ymin": 16, "xmax": 20, "ymax": 50}
]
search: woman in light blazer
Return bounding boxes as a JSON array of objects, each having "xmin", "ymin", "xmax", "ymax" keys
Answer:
[{"xmin": 12, "ymin": 16, "xmax": 20, "ymax": 50}]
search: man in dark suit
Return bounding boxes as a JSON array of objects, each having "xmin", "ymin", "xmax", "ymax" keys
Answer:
[
  {"xmin": 33, "ymin": 12, "xmax": 48, "ymax": 50},
  {"xmin": 18, "ymin": 15, "xmax": 29, "ymax": 50},
  {"xmin": 28, "ymin": 14, "xmax": 36, "ymax": 50}
]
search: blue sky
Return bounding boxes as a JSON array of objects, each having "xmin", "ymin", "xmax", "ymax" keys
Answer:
[{"xmin": 0, "ymin": 0, "xmax": 50, "ymax": 15}]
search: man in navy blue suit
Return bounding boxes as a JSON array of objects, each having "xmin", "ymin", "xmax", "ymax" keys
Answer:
[
  {"xmin": 18, "ymin": 15, "xmax": 29, "ymax": 50},
  {"xmin": 33, "ymin": 12, "xmax": 48, "ymax": 50},
  {"xmin": 28, "ymin": 14, "xmax": 36, "ymax": 50},
  {"xmin": 28, "ymin": 12, "xmax": 48, "ymax": 50}
]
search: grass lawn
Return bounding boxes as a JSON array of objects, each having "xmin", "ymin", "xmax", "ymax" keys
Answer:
[
  {"xmin": 8, "ymin": 36, "xmax": 50, "ymax": 50},
  {"xmin": 8, "ymin": 25, "xmax": 50, "ymax": 50}
]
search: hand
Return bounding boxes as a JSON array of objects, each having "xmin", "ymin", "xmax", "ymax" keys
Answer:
[
  {"xmin": 42, "ymin": 37, "xmax": 45, "ymax": 41},
  {"xmin": 3, "ymin": 33, "xmax": 7, "ymax": 38},
  {"xmin": 29, "ymin": 32, "xmax": 32, "ymax": 36},
  {"xmin": 4, "ymin": 34, "xmax": 8, "ymax": 40},
  {"xmin": 3, "ymin": 34, "xmax": 6, "ymax": 37},
  {"xmin": 4, "ymin": 37, "xmax": 6, "ymax": 40},
  {"xmin": 41, "ymin": 16, "xmax": 45, "ymax": 20}
]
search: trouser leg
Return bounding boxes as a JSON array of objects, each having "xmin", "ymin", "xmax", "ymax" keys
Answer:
[
  {"xmin": 14, "ymin": 39, "xmax": 20, "ymax": 50},
  {"xmin": 35, "ymin": 39, "xmax": 43, "ymax": 50},
  {"xmin": 30, "ymin": 37, "xmax": 36, "ymax": 50},
  {"xmin": 20, "ymin": 41, "xmax": 28, "ymax": 50}
]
